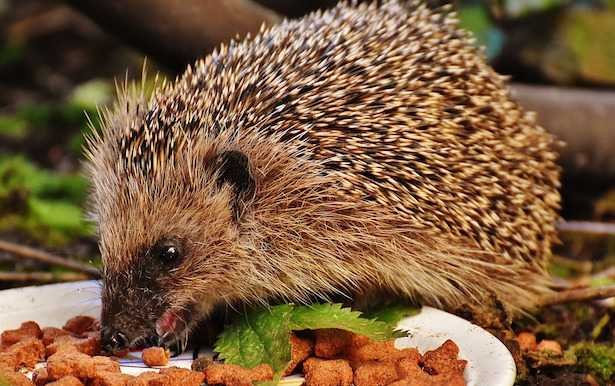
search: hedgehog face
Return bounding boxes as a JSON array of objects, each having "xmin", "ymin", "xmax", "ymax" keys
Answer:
[{"xmin": 96, "ymin": 148, "xmax": 256, "ymax": 353}]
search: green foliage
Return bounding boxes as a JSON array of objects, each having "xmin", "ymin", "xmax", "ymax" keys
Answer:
[
  {"xmin": 360, "ymin": 301, "xmax": 420, "ymax": 327},
  {"xmin": 458, "ymin": 5, "xmax": 504, "ymax": 60},
  {"xmin": 0, "ymin": 155, "xmax": 92, "ymax": 245},
  {"xmin": 69, "ymin": 79, "xmax": 113, "ymax": 110},
  {"xmin": 215, "ymin": 305, "xmax": 294, "ymax": 385},
  {"xmin": 215, "ymin": 303, "xmax": 417, "ymax": 385},
  {"xmin": 0, "ymin": 114, "xmax": 27, "ymax": 139},
  {"xmin": 0, "ymin": 79, "xmax": 110, "ymax": 157},
  {"xmin": 564, "ymin": 9, "xmax": 615, "ymax": 84},
  {"xmin": 0, "ymin": 42, "xmax": 23, "ymax": 67},
  {"xmin": 503, "ymin": 0, "xmax": 570, "ymax": 18},
  {"xmin": 567, "ymin": 342, "xmax": 615, "ymax": 382}
]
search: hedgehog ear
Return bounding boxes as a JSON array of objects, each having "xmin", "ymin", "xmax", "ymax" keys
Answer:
[{"xmin": 215, "ymin": 150, "xmax": 255, "ymax": 220}]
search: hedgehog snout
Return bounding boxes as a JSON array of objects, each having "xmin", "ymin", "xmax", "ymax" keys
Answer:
[{"xmin": 101, "ymin": 326, "xmax": 129, "ymax": 353}]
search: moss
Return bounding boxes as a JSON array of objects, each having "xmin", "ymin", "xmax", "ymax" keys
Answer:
[
  {"xmin": 0, "ymin": 155, "xmax": 92, "ymax": 245},
  {"xmin": 563, "ymin": 9, "xmax": 615, "ymax": 84},
  {"xmin": 567, "ymin": 342, "xmax": 615, "ymax": 382},
  {"xmin": 0, "ymin": 114, "xmax": 28, "ymax": 139}
]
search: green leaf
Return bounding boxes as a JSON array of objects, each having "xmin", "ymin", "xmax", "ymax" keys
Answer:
[
  {"xmin": 215, "ymin": 303, "xmax": 413, "ymax": 385},
  {"xmin": 363, "ymin": 302, "xmax": 420, "ymax": 327},
  {"xmin": 0, "ymin": 155, "xmax": 92, "ymax": 244},
  {"xmin": 290, "ymin": 303, "xmax": 403, "ymax": 341},
  {"xmin": 215, "ymin": 305, "xmax": 294, "ymax": 386},
  {"xmin": 27, "ymin": 197, "xmax": 85, "ymax": 231}
]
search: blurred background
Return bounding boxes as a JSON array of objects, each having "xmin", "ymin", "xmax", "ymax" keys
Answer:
[{"xmin": 0, "ymin": 0, "xmax": 614, "ymax": 384}]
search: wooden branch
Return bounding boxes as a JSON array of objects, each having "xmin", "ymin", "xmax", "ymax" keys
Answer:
[
  {"xmin": 0, "ymin": 240, "xmax": 100, "ymax": 277},
  {"xmin": 0, "ymin": 271, "xmax": 90, "ymax": 283},
  {"xmin": 66, "ymin": 0, "xmax": 282, "ymax": 71},
  {"xmin": 541, "ymin": 285, "xmax": 615, "ymax": 306},
  {"xmin": 510, "ymin": 83, "xmax": 615, "ymax": 178},
  {"xmin": 557, "ymin": 220, "xmax": 615, "ymax": 236}
]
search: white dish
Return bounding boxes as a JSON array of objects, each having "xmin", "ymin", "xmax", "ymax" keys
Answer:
[{"xmin": 0, "ymin": 281, "xmax": 515, "ymax": 386}]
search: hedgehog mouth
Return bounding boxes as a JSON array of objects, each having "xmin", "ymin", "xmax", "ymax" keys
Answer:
[
  {"xmin": 156, "ymin": 306, "xmax": 193, "ymax": 351},
  {"xmin": 129, "ymin": 306, "xmax": 194, "ymax": 354}
]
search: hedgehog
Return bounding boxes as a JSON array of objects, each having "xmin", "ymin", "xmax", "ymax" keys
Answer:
[{"xmin": 84, "ymin": 1, "xmax": 560, "ymax": 352}]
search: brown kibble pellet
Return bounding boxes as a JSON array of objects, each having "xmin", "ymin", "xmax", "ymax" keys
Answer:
[
  {"xmin": 283, "ymin": 333, "xmax": 314, "ymax": 376},
  {"xmin": 126, "ymin": 371, "xmax": 169, "ymax": 386},
  {"xmin": 191, "ymin": 357, "xmax": 213, "ymax": 372},
  {"xmin": 47, "ymin": 351, "xmax": 96, "ymax": 380},
  {"xmin": 515, "ymin": 332, "xmax": 537, "ymax": 352},
  {"xmin": 204, "ymin": 363, "xmax": 274, "ymax": 386},
  {"xmin": 63, "ymin": 316, "xmax": 98, "ymax": 336},
  {"xmin": 0, "ymin": 352, "xmax": 18, "ymax": 370},
  {"xmin": 248, "ymin": 363, "xmax": 274, "ymax": 382},
  {"xmin": 396, "ymin": 355, "xmax": 424, "ymax": 379},
  {"xmin": 46, "ymin": 335, "xmax": 100, "ymax": 357},
  {"xmin": 0, "ymin": 366, "xmax": 34, "ymax": 386},
  {"xmin": 422, "ymin": 340, "xmax": 466, "ymax": 375},
  {"xmin": 1, "ymin": 321, "xmax": 42, "ymax": 347},
  {"xmin": 93, "ymin": 356, "xmax": 121, "ymax": 373},
  {"xmin": 387, "ymin": 378, "xmax": 431, "ymax": 386},
  {"xmin": 42, "ymin": 327, "xmax": 70, "ymax": 346},
  {"xmin": 142, "ymin": 347, "xmax": 170, "ymax": 367},
  {"xmin": 32, "ymin": 367, "xmax": 50, "ymax": 386},
  {"xmin": 303, "ymin": 358, "xmax": 353, "ymax": 386},
  {"xmin": 353, "ymin": 361, "xmax": 398, "ymax": 386},
  {"xmin": 314, "ymin": 329, "xmax": 352, "ymax": 358},
  {"xmin": 346, "ymin": 340, "xmax": 400, "ymax": 369},
  {"xmin": 0, "ymin": 337, "xmax": 45, "ymax": 369},
  {"xmin": 160, "ymin": 367, "xmax": 206, "ymax": 385},
  {"xmin": 47, "ymin": 375, "xmax": 84, "ymax": 386},
  {"xmin": 350, "ymin": 334, "xmax": 371, "ymax": 349},
  {"xmin": 90, "ymin": 371, "xmax": 135, "ymax": 386},
  {"xmin": 536, "ymin": 340, "xmax": 562, "ymax": 355}
]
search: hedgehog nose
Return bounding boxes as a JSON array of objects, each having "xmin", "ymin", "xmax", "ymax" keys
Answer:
[{"xmin": 102, "ymin": 330, "xmax": 129, "ymax": 353}]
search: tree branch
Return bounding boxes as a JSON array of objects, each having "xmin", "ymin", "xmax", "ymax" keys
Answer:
[
  {"xmin": 66, "ymin": 0, "xmax": 282, "ymax": 71},
  {"xmin": 557, "ymin": 220, "xmax": 615, "ymax": 236},
  {"xmin": 510, "ymin": 83, "xmax": 615, "ymax": 178},
  {"xmin": 541, "ymin": 285, "xmax": 615, "ymax": 306},
  {"xmin": 0, "ymin": 239, "xmax": 100, "ymax": 277},
  {"xmin": 0, "ymin": 271, "xmax": 90, "ymax": 283}
]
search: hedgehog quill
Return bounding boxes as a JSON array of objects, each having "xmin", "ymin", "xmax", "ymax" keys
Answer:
[{"xmin": 84, "ymin": 1, "xmax": 560, "ymax": 353}]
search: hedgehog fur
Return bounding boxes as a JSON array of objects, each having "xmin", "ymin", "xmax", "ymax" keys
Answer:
[{"xmin": 85, "ymin": 1, "xmax": 560, "ymax": 346}]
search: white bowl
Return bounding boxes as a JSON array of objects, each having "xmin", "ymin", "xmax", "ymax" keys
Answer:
[{"xmin": 0, "ymin": 281, "xmax": 515, "ymax": 386}]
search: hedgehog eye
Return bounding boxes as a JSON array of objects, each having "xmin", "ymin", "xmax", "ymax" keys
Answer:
[{"xmin": 153, "ymin": 240, "xmax": 181, "ymax": 264}]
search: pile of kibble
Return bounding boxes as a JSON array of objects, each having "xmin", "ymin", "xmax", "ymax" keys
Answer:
[{"xmin": 0, "ymin": 316, "xmax": 466, "ymax": 385}]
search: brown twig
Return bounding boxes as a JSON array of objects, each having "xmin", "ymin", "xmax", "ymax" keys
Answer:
[
  {"xmin": 510, "ymin": 84, "xmax": 615, "ymax": 179},
  {"xmin": 541, "ymin": 285, "xmax": 615, "ymax": 306},
  {"xmin": 0, "ymin": 271, "xmax": 90, "ymax": 283},
  {"xmin": 66, "ymin": 0, "xmax": 282, "ymax": 71},
  {"xmin": 0, "ymin": 239, "xmax": 100, "ymax": 277},
  {"xmin": 557, "ymin": 220, "xmax": 615, "ymax": 236}
]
